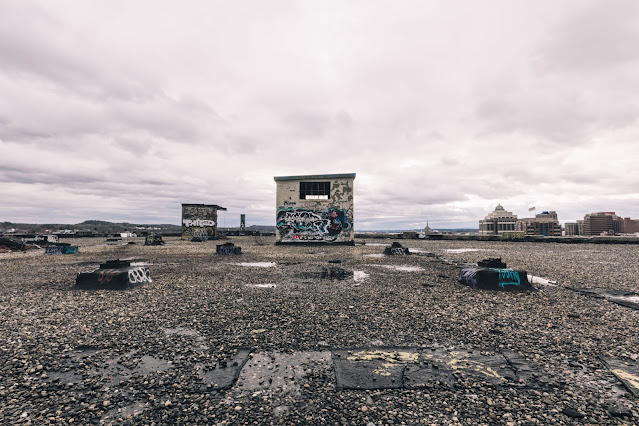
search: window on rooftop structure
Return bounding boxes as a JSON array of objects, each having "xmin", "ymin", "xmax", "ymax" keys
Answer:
[{"xmin": 300, "ymin": 181, "xmax": 330, "ymax": 200}]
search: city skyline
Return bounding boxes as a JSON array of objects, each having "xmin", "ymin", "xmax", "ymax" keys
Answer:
[{"xmin": 1, "ymin": 1, "xmax": 639, "ymax": 230}]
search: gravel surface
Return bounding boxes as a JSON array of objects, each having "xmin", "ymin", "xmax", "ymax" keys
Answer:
[{"xmin": 1, "ymin": 236, "xmax": 638, "ymax": 424}]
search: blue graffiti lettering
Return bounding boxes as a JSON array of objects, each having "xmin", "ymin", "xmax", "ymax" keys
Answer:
[{"xmin": 490, "ymin": 268, "xmax": 521, "ymax": 287}]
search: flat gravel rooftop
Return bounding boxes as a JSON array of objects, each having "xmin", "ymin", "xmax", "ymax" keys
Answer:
[{"xmin": 1, "ymin": 237, "xmax": 638, "ymax": 424}]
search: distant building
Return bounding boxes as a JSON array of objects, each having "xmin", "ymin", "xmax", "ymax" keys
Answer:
[
  {"xmin": 479, "ymin": 204, "xmax": 517, "ymax": 236},
  {"xmin": 274, "ymin": 173, "xmax": 355, "ymax": 244},
  {"xmin": 622, "ymin": 217, "xmax": 639, "ymax": 234},
  {"xmin": 515, "ymin": 211, "xmax": 562, "ymax": 237},
  {"xmin": 583, "ymin": 212, "xmax": 623, "ymax": 236},
  {"xmin": 181, "ymin": 203, "xmax": 227, "ymax": 240},
  {"xmin": 564, "ymin": 221, "xmax": 583, "ymax": 236},
  {"xmin": 34, "ymin": 235, "xmax": 58, "ymax": 243},
  {"xmin": 424, "ymin": 221, "xmax": 432, "ymax": 236}
]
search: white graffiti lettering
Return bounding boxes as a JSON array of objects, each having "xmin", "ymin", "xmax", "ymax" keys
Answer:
[
  {"xmin": 128, "ymin": 267, "xmax": 152, "ymax": 284},
  {"xmin": 183, "ymin": 219, "xmax": 215, "ymax": 227}
]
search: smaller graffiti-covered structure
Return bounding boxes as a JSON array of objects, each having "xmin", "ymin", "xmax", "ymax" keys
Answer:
[
  {"xmin": 274, "ymin": 173, "xmax": 355, "ymax": 245},
  {"xmin": 181, "ymin": 203, "xmax": 227, "ymax": 240}
]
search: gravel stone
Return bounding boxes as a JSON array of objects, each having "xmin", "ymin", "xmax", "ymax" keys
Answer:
[{"xmin": 1, "ymin": 236, "xmax": 638, "ymax": 424}]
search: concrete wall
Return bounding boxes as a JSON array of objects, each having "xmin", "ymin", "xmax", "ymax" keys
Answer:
[
  {"xmin": 181, "ymin": 204, "xmax": 219, "ymax": 239},
  {"xmin": 275, "ymin": 176, "xmax": 355, "ymax": 244}
]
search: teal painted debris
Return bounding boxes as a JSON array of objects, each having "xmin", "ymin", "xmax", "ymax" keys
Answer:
[
  {"xmin": 45, "ymin": 245, "xmax": 79, "ymax": 254},
  {"xmin": 459, "ymin": 258, "xmax": 535, "ymax": 291}
]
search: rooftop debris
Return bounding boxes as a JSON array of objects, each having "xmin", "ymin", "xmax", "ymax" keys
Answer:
[
  {"xmin": 45, "ymin": 245, "xmax": 79, "ymax": 255},
  {"xmin": 571, "ymin": 288, "xmax": 639, "ymax": 310},
  {"xmin": 458, "ymin": 258, "xmax": 535, "ymax": 291},
  {"xmin": 75, "ymin": 260, "xmax": 152, "ymax": 289},
  {"xmin": 0, "ymin": 236, "xmax": 40, "ymax": 252},
  {"xmin": 216, "ymin": 242, "xmax": 242, "ymax": 255},
  {"xmin": 144, "ymin": 233, "xmax": 165, "ymax": 246},
  {"xmin": 384, "ymin": 242, "xmax": 411, "ymax": 255}
]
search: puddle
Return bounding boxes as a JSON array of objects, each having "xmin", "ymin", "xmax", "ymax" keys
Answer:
[
  {"xmin": 246, "ymin": 284, "xmax": 277, "ymax": 288},
  {"xmin": 363, "ymin": 254, "xmax": 385, "ymax": 258},
  {"xmin": 236, "ymin": 262, "xmax": 277, "ymax": 268},
  {"xmin": 528, "ymin": 275, "xmax": 558, "ymax": 287},
  {"xmin": 48, "ymin": 370, "xmax": 84, "ymax": 385},
  {"xmin": 297, "ymin": 267, "xmax": 353, "ymax": 281},
  {"xmin": 164, "ymin": 327, "xmax": 199, "ymax": 336},
  {"xmin": 163, "ymin": 327, "xmax": 207, "ymax": 350},
  {"xmin": 130, "ymin": 261, "xmax": 164, "ymax": 267},
  {"xmin": 444, "ymin": 248, "xmax": 485, "ymax": 253},
  {"xmin": 354, "ymin": 271, "xmax": 370, "ymax": 282},
  {"xmin": 237, "ymin": 351, "xmax": 332, "ymax": 396},
  {"xmin": 197, "ymin": 349, "xmax": 251, "ymax": 390},
  {"xmin": 101, "ymin": 402, "xmax": 147, "ymax": 423},
  {"xmin": 51, "ymin": 350, "xmax": 174, "ymax": 390},
  {"xmin": 368, "ymin": 264, "xmax": 424, "ymax": 272},
  {"xmin": 363, "ymin": 243, "xmax": 389, "ymax": 247},
  {"xmin": 135, "ymin": 355, "xmax": 172, "ymax": 375},
  {"xmin": 74, "ymin": 344, "xmax": 104, "ymax": 354}
]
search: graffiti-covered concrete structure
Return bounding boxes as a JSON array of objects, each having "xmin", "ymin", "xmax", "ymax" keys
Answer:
[
  {"xmin": 274, "ymin": 173, "xmax": 355, "ymax": 245},
  {"xmin": 181, "ymin": 203, "xmax": 227, "ymax": 240}
]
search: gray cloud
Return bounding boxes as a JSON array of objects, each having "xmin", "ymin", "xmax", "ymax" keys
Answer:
[{"xmin": 1, "ymin": 1, "xmax": 638, "ymax": 229}]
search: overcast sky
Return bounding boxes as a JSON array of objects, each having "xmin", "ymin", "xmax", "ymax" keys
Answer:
[{"xmin": 1, "ymin": 0, "xmax": 638, "ymax": 230}]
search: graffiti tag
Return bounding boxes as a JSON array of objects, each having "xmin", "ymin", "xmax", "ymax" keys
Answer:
[
  {"xmin": 98, "ymin": 269, "xmax": 119, "ymax": 283},
  {"xmin": 45, "ymin": 246, "xmax": 78, "ymax": 255},
  {"xmin": 492, "ymin": 269, "xmax": 521, "ymax": 287},
  {"xmin": 217, "ymin": 245, "xmax": 241, "ymax": 255},
  {"xmin": 183, "ymin": 219, "xmax": 215, "ymax": 227},
  {"xmin": 276, "ymin": 207, "xmax": 352, "ymax": 242},
  {"xmin": 128, "ymin": 268, "xmax": 152, "ymax": 284}
]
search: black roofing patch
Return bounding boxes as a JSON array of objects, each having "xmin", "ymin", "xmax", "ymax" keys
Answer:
[
  {"xmin": 406, "ymin": 348, "xmax": 519, "ymax": 388},
  {"xmin": 332, "ymin": 347, "xmax": 544, "ymax": 390},
  {"xmin": 197, "ymin": 349, "xmax": 251, "ymax": 390},
  {"xmin": 600, "ymin": 357, "xmax": 639, "ymax": 397},
  {"xmin": 332, "ymin": 348, "xmax": 417, "ymax": 389}
]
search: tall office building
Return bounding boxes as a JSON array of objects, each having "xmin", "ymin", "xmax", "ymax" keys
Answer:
[{"xmin": 583, "ymin": 212, "xmax": 621, "ymax": 236}]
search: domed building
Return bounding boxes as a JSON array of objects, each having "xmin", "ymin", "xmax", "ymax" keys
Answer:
[{"xmin": 479, "ymin": 204, "xmax": 518, "ymax": 236}]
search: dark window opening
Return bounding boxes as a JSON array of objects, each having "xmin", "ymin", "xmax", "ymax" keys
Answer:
[{"xmin": 300, "ymin": 181, "xmax": 330, "ymax": 200}]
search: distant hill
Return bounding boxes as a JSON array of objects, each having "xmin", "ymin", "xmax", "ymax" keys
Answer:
[
  {"xmin": 0, "ymin": 220, "xmax": 182, "ymax": 235},
  {"xmin": 1, "ymin": 221, "xmax": 475, "ymax": 236}
]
